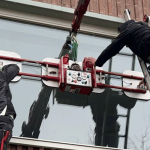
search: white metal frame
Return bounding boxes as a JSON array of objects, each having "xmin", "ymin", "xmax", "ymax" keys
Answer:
[{"xmin": 10, "ymin": 137, "xmax": 130, "ymax": 150}]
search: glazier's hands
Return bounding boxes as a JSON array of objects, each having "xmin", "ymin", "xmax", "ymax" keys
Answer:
[
  {"xmin": 138, "ymin": 79, "xmax": 148, "ymax": 90},
  {"xmin": 86, "ymin": 57, "xmax": 96, "ymax": 67}
]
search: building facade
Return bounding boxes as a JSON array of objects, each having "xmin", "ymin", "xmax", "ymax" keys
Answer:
[{"xmin": 0, "ymin": 0, "xmax": 150, "ymax": 149}]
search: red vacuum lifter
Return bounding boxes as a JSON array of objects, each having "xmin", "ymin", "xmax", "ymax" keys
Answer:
[
  {"xmin": 0, "ymin": 53, "xmax": 147, "ymax": 97},
  {"xmin": 0, "ymin": 3, "xmax": 148, "ymax": 99}
]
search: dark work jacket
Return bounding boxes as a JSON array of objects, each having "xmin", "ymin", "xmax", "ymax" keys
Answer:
[
  {"xmin": 95, "ymin": 20, "xmax": 150, "ymax": 67},
  {"xmin": 0, "ymin": 64, "xmax": 19, "ymax": 125}
]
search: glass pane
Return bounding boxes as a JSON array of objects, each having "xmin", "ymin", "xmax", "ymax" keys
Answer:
[
  {"xmin": 0, "ymin": 18, "xmax": 149, "ymax": 150},
  {"xmin": 120, "ymin": 46, "xmax": 133, "ymax": 54},
  {"xmin": 77, "ymin": 34, "xmax": 111, "ymax": 71},
  {"xmin": 0, "ymin": 19, "xmax": 111, "ymax": 145},
  {"xmin": 111, "ymin": 55, "xmax": 133, "ymax": 73}
]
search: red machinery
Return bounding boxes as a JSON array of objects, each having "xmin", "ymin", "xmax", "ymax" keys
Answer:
[
  {"xmin": 59, "ymin": 55, "xmax": 96, "ymax": 95},
  {"xmin": 57, "ymin": 55, "xmax": 145, "ymax": 95},
  {"xmin": 71, "ymin": 0, "xmax": 90, "ymax": 33}
]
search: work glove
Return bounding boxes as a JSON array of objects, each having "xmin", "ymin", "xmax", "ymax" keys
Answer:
[{"xmin": 86, "ymin": 57, "xmax": 96, "ymax": 68}]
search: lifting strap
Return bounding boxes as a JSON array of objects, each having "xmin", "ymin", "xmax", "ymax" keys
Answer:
[{"xmin": 69, "ymin": 36, "xmax": 79, "ymax": 61}]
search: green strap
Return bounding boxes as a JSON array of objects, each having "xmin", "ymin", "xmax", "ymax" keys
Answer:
[
  {"xmin": 71, "ymin": 37, "xmax": 78, "ymax": 61},
  {"xmin": 68, "ymin": 35, "xmax": 79, "ymax": 61}
]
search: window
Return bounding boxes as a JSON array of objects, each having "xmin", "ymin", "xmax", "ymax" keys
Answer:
[{"xmin": 0, "ymin": 18, "xmax": 148, "ymax": 149}]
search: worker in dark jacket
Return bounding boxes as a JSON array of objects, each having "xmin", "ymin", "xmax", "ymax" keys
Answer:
[
  {"xmin": 94, "ymin": 20, "xmax": 150, "ymax": 87},
  {"xmin": 0, "ymin": 64, "xmax": 19, "ymax": 150},
  {"xmin": 95, "ymin": 20, "xmax": 150, "ymax": 67}
]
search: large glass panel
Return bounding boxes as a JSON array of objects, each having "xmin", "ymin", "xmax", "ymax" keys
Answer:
[
  {"xmin": 0, "ymin": 19, "xmax": 111, "ymax": 145},
  {"xmin": 0, "ymin": 18, "xmax": 148, "ymax": 149}
]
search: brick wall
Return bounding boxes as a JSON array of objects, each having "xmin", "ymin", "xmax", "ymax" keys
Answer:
[{"xmin": 32, "ymin": 0, "xmax": 150, "ymax": 21}]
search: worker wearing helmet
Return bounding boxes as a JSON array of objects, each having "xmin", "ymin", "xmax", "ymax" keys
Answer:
[{"xmin": 0, "ymin": 64, "xmax": 19, "ymax": 150}]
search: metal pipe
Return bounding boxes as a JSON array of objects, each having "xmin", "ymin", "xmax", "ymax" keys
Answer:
[
  {"xmin": 0, "ymin": 56, "xmax": 59, "ymax": 68},
  {"xmin": 97, "ymin": 83, "xmax": 146, "ymax": 94},
  {"xmin": 131, "ymin": 54, "xmax": 136, "ymax": 71},
  {"xmin": 96, "ymin": 70, "xmax": 143, "ymax": 80},
  {"xmin": 18, "ymin": 72, "xmax": 59, "ymax": 82},
  {"xmin": 0, "ymin": 55, "xmax": 143, "ymax": 80}
]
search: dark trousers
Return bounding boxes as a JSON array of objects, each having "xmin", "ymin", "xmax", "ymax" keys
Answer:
[
  {"xmin": 0, "ymin": 117, "xmax": 14, "ymax": 150},
  {"xmin": 95, "ymin": 122, "xmax": 120, "ymax": 148}
]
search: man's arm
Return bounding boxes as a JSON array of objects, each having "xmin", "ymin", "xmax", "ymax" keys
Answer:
[
  {"xmin": 95, "ymin": 29, "xmax": 130, "ymax": 67},
  {"xmin": 2, "ymin": 64, "xmax": 20, "ymax": 84}
]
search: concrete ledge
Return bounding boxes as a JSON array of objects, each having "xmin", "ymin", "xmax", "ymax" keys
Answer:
[
  {"xmin": 10, "ymin": 137, "xmax": 126, "ymax": 150},
  {"xmin": 0, "ymin": 0, "xmax": 124, "ymax": 37}
]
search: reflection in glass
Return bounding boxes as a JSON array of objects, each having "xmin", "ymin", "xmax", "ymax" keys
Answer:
[{"xmin": 0, "ymin": 18, "xmax": 145, "ymax": 149}]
